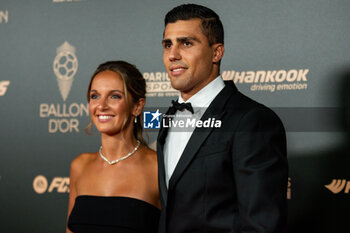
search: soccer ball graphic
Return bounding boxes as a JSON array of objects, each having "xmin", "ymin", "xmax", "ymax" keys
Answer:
[{"xmin": 53, "ymin": 51, "xmax": 78, "ymax": 80}]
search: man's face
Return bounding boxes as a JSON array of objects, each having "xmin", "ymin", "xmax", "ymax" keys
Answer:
[{"xmin": 162, "ymin": 19, "xmax": 218, "ymax": 100}]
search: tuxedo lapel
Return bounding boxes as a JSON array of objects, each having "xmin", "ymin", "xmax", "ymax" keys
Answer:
[
  {"xmin": 157, "ymin": 106, "xmax": 173, "ymax": 204},
  {"xmin": 168, "ymin": 81, "xmax": 238, "ymax": 192}
]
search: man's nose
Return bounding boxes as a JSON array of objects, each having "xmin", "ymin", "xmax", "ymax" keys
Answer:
[{"xmin": 169, "ymin": 45, "xmax": 181, "ymax": 62}]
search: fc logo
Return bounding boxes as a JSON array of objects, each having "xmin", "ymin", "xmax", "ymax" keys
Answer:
[
  {"xmin": 33, "ymin": 175, "xmax": 48, "ymax": 194},
  {"xmin": 33, "ymin": 175, "xmax": 69, "ymax": 194}
]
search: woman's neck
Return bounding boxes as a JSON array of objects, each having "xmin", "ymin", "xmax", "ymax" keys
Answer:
[{"xmin": 100, "ymin": 132, "xmax": 138, "ymax": 161}]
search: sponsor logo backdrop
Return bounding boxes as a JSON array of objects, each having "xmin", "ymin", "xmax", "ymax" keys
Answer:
[{"xmin": 0, "ymin": 1, "xmax": 349, "ymax": 232}]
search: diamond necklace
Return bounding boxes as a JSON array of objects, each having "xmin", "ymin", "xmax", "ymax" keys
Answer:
[{"xmin": 99, "ymin": 140, "xmax": 141, "ymax": 165}]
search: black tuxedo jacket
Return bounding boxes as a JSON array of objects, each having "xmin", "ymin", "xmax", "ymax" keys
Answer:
[{"xmin": 157, "ymin": 81, "xmax": 288, "ymax": 233}]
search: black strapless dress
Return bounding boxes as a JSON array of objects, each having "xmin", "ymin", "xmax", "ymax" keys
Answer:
[{"xmin": 68, "ymin": 195, "xmax": 160, "ymax": 233}]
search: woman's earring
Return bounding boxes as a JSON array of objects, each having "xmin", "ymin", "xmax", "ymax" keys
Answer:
[{"xmin": 134, "ymin": 116, "xmax": 137, "ymax": 124}]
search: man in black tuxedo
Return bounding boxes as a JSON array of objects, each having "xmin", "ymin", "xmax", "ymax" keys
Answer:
[{"xmin": 157, "ymin": 4, "xmax": 288, "ymax": 233}]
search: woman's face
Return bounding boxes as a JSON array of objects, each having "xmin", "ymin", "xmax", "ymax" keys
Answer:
[{"xmin": 88, "ymin": 70, "xmax": 131, "ymax": 135}]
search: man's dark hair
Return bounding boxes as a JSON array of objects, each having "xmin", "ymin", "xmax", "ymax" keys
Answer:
[{"xmin": 164, "ymin": 4, "xmax": 224, "ymax": 46}]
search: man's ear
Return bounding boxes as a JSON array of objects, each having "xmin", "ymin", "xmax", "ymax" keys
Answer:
[
  {"xmin": 132, "ymin": 98, "xmax": 145, "ymax": 117},
  {"xmin": 212, "ymin": 43, "xmax": 224, "ymax": 63}
]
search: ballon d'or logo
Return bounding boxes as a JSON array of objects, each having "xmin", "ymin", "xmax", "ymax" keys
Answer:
[{"xmin": 53, "ymin": 41, "xmax": 78, "ymax": 101}]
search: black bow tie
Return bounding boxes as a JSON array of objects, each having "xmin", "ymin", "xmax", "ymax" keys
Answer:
[{"xmin": 169, "ymin": 100, "xmax": 194, "ymax": 114}]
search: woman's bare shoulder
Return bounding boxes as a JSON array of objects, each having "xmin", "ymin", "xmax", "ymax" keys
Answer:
[
  {"xmin": 70, "ymin": 152, "xmax": 97, "ymax": 173},
  {"xmin": 142, "ymin": 146, "xmax": 157, "ymax": 158},
  {"xmin": 139, "ymin": 146, "xmax": 157, "ymax": 169}
]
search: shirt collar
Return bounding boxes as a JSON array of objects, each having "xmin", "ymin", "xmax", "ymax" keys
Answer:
[{"xmin": 178, "ymin": 75, "xmax": 225, "ymax": 108}]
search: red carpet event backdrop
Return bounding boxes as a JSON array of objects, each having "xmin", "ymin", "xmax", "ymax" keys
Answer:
[{"xmin": 0, "ymin": 1, "xmax": 349, "ymax": 232}]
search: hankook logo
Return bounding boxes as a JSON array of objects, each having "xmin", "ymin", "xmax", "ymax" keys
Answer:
[
  {"xmin": 33, "ymin": 175, "xmax": 69, "ymax": 194},
  {"xmin": 325, "ymin": 179, "xmax": 350, "ymax": 194},
  {"xmin": 53, "ymin": 41, "xmax": 78, "ymax": 101},
  {"xmin": 222, "ymin": 69, "xmax": 309, "ymax": 93}
]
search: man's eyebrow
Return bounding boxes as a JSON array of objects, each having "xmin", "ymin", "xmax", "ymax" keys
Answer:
[
  {"xmin": 162, "ymin": 39, "xmax": 171, "ymax": 44},
  {"xmin": 177, "ymin": 37, "xmax": 201, "ymax": 43},
  {"xmin": 162, "ymin": 37, "xmax": 201, "ymax": 44}
]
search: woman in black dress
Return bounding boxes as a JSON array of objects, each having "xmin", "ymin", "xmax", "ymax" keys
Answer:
[{"xmin": 66, "ymin": 61, "xmax": 160, "ymax": 233}]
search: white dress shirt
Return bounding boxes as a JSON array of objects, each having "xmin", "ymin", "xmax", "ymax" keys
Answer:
[{"xmin": 163, "ymin": 76, "xmax": 225, "ymax": 187}]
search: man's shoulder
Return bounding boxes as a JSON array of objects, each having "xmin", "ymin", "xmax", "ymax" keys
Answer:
[
  {"xmin": 225, "ymin": 87, "xmax": 265, "ymax": 112},
  {"xmin": 220, "ymin": 81, "xmax": 262, "ymax": 108},
  {"xmin": 222, "ymin": 86, "xmax": 282, "ymax": 125}
]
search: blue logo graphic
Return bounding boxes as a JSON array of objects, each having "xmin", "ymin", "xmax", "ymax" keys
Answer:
[{"xmin": 143, "ymin": 109, "xmax": 162, "ymax": 129}]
